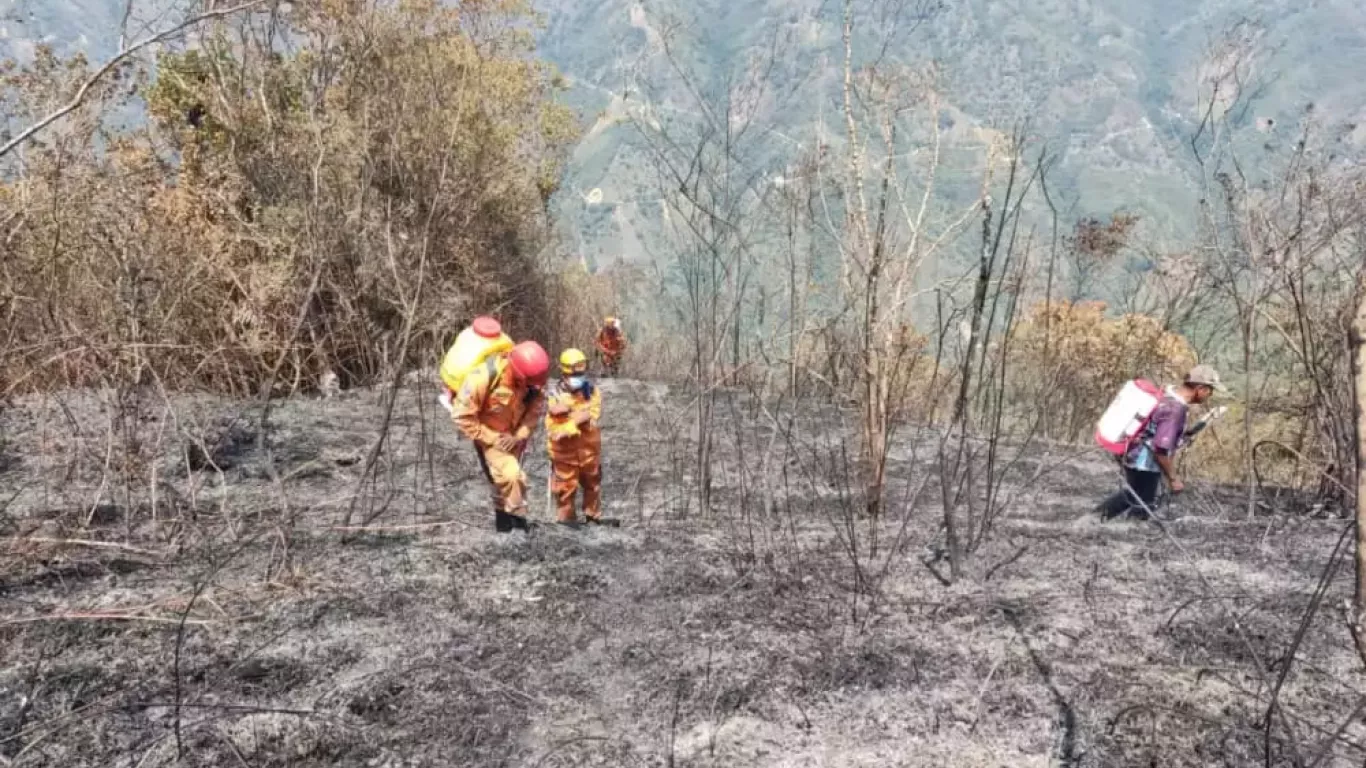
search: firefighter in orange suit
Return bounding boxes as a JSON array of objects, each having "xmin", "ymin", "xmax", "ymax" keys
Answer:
[
  {"xmin": 594, "ymin": 316, "xmax": 627, "ymax": 376},
  {"xmin": 545, "ymin": 348, "xmax": 618, "ymax": 528},
  {"xmin": 452, "ymin": 341, "xmax": 550, "ymax": 532}
]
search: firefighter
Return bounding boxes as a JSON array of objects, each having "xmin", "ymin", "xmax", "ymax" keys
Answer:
[
  {"xmin": 594, "ymin": 316, "xmax": 627, "ymax": 377},
  {"xmin": 545, "ymin": 348, "xmax": 618, "ymax": 528},
  {"xmin": 452, "ymin": 341, "xmax": 550, "ymax": 532}
]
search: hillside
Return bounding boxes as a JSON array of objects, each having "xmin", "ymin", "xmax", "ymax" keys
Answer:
[
  {"xmin": 1, "ymin": 5, "xmax": 1363, "ymax": 764},
  {"xmin": 539, "ymin": 0, "xmax": 1366, "ymax": 269},
  {"xmin": 6, "ymin": 0, "xmax": 1365, "ymax": 272},
  {"xmin": 1, "ymin": 378, "xmax": 1360, "ymax": 766}
]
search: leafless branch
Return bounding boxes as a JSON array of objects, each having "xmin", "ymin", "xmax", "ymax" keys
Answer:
[{"xmin": 0, "ymin": 0, "xmax": 270, "ymax": 160}]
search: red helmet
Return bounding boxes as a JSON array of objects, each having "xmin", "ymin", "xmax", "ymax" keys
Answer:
[{"xmin": 507, "ymin": 341, "xmax": 550, "ymax": 386}]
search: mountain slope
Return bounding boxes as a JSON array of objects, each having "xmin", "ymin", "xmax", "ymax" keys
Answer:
[
  {"xmin": 537, "ymin": 0, "xmax": 1366, "ymax": 267},
  {"xmin": 6, "ymin": 0, "xmax": 1366, "ymax": 270}
]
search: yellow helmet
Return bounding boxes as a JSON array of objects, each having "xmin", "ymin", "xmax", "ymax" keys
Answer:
[{"xmin": 559, "ymin": 348, "xmax": 588, "ymax": 374}]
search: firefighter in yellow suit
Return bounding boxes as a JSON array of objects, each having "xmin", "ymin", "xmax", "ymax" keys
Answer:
[
  {"xmin": 545, "ymin": 349, "xmax": 619, "ymax": 528},
  {"xmin": 452, "ymin": 341, "xmax": 550, "ymax": 533}
]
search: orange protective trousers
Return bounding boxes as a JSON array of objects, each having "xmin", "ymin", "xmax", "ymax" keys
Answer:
[
  {"xmin": 545, "ymin": 380, "xmax": 604, "ymax": 523},
  {"xmin": 474, "ymin": 443, "xmax": 529, "ymax": 515},
  {"xmin": 451, "ymin": 355, "xmax": 543, "ymax": 516},
  {"xmin": 551, "ymin": 436, "xmax": 601, "ymax": 523}
]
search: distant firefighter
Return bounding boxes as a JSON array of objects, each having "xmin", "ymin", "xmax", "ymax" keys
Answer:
[{"xmin": 595, "ymin": 316, "xmax": 627, "ymax": 376}]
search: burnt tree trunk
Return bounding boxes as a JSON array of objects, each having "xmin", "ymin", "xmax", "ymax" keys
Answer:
[{"xmin": 1354, "ymin": 293, "xmax": 1366, "ymax": 648}]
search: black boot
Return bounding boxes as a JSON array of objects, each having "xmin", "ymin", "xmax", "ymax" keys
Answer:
[
  {"xmin": 494, "ymin": 510, "xmax": 515, "ymax": 533},
  {"xmin": 585, "ymin": 516, "xmax": 621, "ymax": 528},
  {"xmin": 556, "ymin": 519, "xmax": 583, "ymax": 530},
  {"xmin": 510, "ymin": 514, "xmax": 532, "ymax": 532}
]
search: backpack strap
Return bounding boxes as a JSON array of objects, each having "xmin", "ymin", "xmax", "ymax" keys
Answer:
[
  {"xmin": 483, "ymin": 354, "xmax": 501, "ymax": 388},
  {"xmin": 1128, "ymin": 390, "xmax": 1176, "ymax": 452},
  {"xmin": 523, "ymin": 388, "xmax": 540, "ymax": 406},
  {"xmin": 483, "ymin": 354, "xmax": 544, "ymax": 406},
  {"xmin": 466, "ymin": 355, "xmax": 501, "ymax": 409}
]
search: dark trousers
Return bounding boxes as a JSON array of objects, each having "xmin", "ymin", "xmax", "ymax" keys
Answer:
[{"xmin": 1099, "ymin": 467, "xmax": 1162, "ymax": 520}]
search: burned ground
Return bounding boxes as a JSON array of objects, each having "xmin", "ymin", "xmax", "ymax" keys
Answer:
[{"xmin": 0, "ymin": 379, "xmax": 1361, "ymax": 767}]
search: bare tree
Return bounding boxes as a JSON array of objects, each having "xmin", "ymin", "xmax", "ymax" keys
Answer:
[
  {"xmin": 628, "ymin": 13, "xmax": 810, "ymax": 516},
  {"xmin": 1185, "ymin": 22, "xmax": 1366, "ymax": 506},
  {"xmin": 1354, "ymin": 284, "xmax": 1366, "ymax": 650},
  {"xmin": 827, "ymin": 0, "xmax": 976, "ymax": 532},
  {"xmin": 935, "ymin": 132, "xmax": 1057, "ymax": 581},
  {"xmin": 1186, "ymin": 19, "xmax": 1289, "ymax": 516},
  {"xmin": 0, "ymin": 0, "xmax": 269, "ymax": 160}
]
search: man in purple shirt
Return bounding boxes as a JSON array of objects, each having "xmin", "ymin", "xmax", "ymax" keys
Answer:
[{"xmin": 1099, "ymin": 365, "xmax": 1225, "ymax": 520}]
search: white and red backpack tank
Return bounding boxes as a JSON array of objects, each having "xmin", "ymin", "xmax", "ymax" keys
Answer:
[{"xmin": 1094, "ymin": 378, "xmax": 1162, "ymax": 457}]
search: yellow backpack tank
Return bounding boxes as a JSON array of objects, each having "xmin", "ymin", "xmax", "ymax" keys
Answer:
[{"xmin": 440, "ymin": 316, "xmax": 513, "ymax": 393}]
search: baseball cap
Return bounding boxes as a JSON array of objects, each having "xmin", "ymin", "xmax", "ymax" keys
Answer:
[{"xmin": 1185, "ymin": 364, "xmax": 1228, "ymax": 394}]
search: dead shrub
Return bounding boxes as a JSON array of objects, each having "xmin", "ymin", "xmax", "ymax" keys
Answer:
[{"xmin": 0, "ymin": 2, "xmax": 577, "ymax": 398}]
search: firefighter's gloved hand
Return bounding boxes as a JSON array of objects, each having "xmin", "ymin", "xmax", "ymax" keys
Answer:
[
  {"xmin": 494, "ymin": 434, "xmax": 520, "ymax": 453},
  {"xmin": 1169, "ymin": 478, "xmax": 1185, "ymax": 494},
  {"xmin": 573, "ymin": 410, "xmax": 592, "ymax": 427}
]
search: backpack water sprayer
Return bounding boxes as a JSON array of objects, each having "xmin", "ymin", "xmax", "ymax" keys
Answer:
[
  {"xmin": 1095, "ymin": 379, "xmax": 1162, "ymax": 457},
  {"xmin": 438, "ymin": 316, "xmax": 513, "ymax": 412}
]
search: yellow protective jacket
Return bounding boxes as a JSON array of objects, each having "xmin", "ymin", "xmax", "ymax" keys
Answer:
[
  {"xmin": 453, "ymin": 354, "xmax": 545, "ymax": 448},
  {"xmin": 544, "ymin": 379, "xmax": 602, "ymax": 460}
]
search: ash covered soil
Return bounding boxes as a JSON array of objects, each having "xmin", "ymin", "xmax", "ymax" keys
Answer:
[{"xmin": 0, "ymin": 379, "xmax": 1361, "ymax": 767}]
